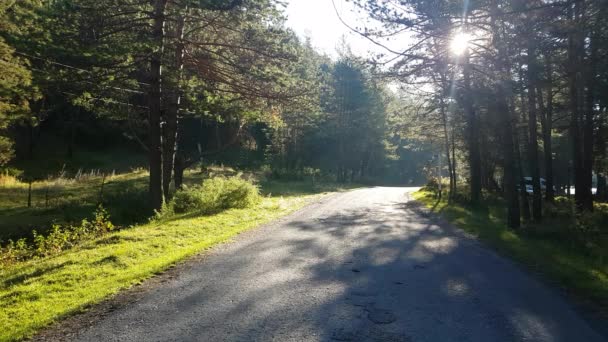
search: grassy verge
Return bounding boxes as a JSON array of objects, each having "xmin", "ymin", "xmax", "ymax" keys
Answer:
[
  {"xmin": 413, "ymin": 189, "xmax": 608, "ymax": 315},
  {"xmin": 0, "ymin": 190, "xmax": 324, "ymax": 341}
]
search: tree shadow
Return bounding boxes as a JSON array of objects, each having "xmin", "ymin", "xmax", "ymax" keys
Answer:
[{"xmin": 74, "ymin": 188, "xmax": 606, "ymax": 342}]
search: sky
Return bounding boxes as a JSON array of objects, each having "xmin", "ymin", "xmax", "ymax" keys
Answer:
[{"xmin": 283, "ymin": 0, "xmax": 383, "ymax": 59}]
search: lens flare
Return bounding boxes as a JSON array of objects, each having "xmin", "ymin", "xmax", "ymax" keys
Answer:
[{"xmin": 450, "ymin": 32, "xmax": 471, "ymax": 56}]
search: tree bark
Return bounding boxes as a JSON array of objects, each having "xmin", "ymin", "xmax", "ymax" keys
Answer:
[
  {"xmin": 148, "ymin": 0, "xmax": 168, "ymax": 211},
  {"xmin": 597, "ymin": 106, "xmax": 607, "ymax": 201},
  {"xmin": 569, "ymin": 1, "xmax": 590, "ymax": 212},
  {"xmin": 537, "ymin": 54, "xmax": 554, "ymax": 202},
  {"xmin": 462, "ymin": 50, "xmax": 481, "ymax": 205},
  {"xmin": 162, "ymin": 5, "xmax": 187, "ymax": 200},
  {"xmin": 526, "ymin": 43, "xmax": 542, "ymax": 222},
  {"xmin": 440, "ymin": 99, "xmax": 455, "ymax": 202},
  {"xmin": 513, "ymin": 93, "xmax": 531, "ymax": 222},
  {"xmin": 490, "ymin": 2, "xmax": 519, "ymax": 228},
  {"xmin": 581, "ymin": 30, "xmax": 596, "ymax": 211}
]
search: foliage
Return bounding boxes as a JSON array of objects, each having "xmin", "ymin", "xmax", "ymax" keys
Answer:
[
  {"xmin": 352, "ymin": 0, "xmax": 608, "ymax": 224},
  {"xmin": 0, "ymin": 136, "xmax": 15, "ymax": 166},
  {"xmin": 169, "ymin": 185, "xmax": 207, "ymax": 214},
  {"xmin": 167, "ymin": 175, "xmax": 260, "ymax": 215},
  {"xmin": 1, "ymin": 206, "xmax": 114, "ymax": 265}
]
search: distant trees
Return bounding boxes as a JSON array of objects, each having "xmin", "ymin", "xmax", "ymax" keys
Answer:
[{"xmin": 264, "ymin": 51, "xmax": 395, "ymax": 183}]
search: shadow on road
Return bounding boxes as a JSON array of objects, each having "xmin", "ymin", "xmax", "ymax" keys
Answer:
[{"xmin": 169, "ymin": 190, "xmax": 601, "ymax": 341}]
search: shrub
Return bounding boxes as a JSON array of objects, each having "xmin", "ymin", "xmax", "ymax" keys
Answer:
[
  {"xmin": 0, "ymin": 206, "xmax": 114, "ymax": 265},
  {"xmin": 0, "ymin": 238, "xmax": 30, "ymax": 264},
  {"xmin": 168, "ymin": 175, "xmax": 260, "ymax": 215},
  {"xmin": 102, "ymin": 187, "xmax": 150, "ymax": 224},
  {"xmin": 171, "ymin": 185, "xmax": 205, "ymax": 214}
]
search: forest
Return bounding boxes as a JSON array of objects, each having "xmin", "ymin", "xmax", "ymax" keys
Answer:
[
  {"xmin": 352, "ymin": 0, "xmax": 608, "ymax": 229},
  {"xmin": 0, "ymin": 0, "xmax": 428, "ymax": 214},
  {"xmin": 1, "ymin": 0, "xmax": 608, "ymax": 340}
]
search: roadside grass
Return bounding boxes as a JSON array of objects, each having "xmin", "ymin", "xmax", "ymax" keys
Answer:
[
  {"xmin": 413, "ymin": 189, "xmax": 608, "ymax": 315},
  {"xmin": 0, "ymin": 192, "xmax": 321, "ymax": 341},
  {"xmin": 0, "ymin": 162, "xmax": 362, "ymax": 341},
  {"xmin": 0, "ymin": 169, "xmax": 150, "ymax": 240},
  {"xmin": 0, "ymin": 166, "xmax": 257, "ymax": 241}
]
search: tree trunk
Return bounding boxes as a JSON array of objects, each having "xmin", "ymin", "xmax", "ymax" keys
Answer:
[
  {"xmin": 148, "ymin": 0, "xmax": 168, "ymax": 211},
  {"xmin": 451, "ymin": 124, "xmax": 457, "ymax": 194},
  {"xmin": 173, "ymin": 153, "xmax": 185, "ymax": 190},
  {"xmin": 596, "ymin": 106, "xmax": 607, "ymax": 201},
  {"xmin": 490, "ymin": 3, "xmax": 519, "ymax": 228},
  {"xmin": 162, "ymin": 5, "xmax": 187, "ymax": 200},
  {"xmin": 526, "ymin": 44, "xmax": 542, "ymax": 222},
  {"xmin": 67, "ymin": 108, "xmax": 76, "ymax": 159},
  {"xmin": 581, "ymin": 30, "xmax": 596, "ymax": 211},
  {"xmin": 513, "ymin": 94, "xmax": 531, "ymax": 222},
  {"xmin": 502, "ymin": 100, "xmax": 520, "ymax": 229},
  {"xmin": 537, "ymin": 54, "xmax": 554, "ymax": 202},
  {"xmin": 462, "ymin": 50, "xmax": 481, "ymax": 204},
  {"xmin": 569, "ymin": 1, "xmax": 590, "ymax": 212},
  {"xmin": 439, "ymin": 92, "xmax": 455, "ymax": 201}
]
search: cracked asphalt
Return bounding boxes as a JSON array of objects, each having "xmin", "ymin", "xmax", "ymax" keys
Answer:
[{"xmin": 72, "ymin": 187, "xmax": 606, "ymax": 341}]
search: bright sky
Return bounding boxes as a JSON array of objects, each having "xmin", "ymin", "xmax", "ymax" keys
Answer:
[{"xmin": 283, "ymin": 0, "xmax": 385, "ymax": 59}]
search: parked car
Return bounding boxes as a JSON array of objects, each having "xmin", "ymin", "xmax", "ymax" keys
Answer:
[
  {"xmin": 567, "ymin": 187, "xmax": 597, "ymax": 195},
  {"xmin": 521, "ymin": 177, "xmax": 553, "ymax": 194}
]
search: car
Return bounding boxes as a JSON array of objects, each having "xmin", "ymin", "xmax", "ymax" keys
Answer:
[
  {"xmin": 567, "ymin": 187, "xmax": 597, "ymax": 195},
  {"xmin": 521, "ymin": 177, "xmax": 553, "ymax": 194}
]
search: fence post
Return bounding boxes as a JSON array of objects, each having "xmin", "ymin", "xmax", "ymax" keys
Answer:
[
  {"xmin": 98, "ymin": 173, "xmax": 106, "ymax": 204},
  {"xmin": 27, "ymin": 181, "xmax": 32, "ymax": 208}
]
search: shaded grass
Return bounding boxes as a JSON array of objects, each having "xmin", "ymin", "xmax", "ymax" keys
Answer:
[
  {"xmin": 0, "ymin": 170, "xmax": 150, "ymax": 240},
  {"xmin": 413, "ymin": 189, "xmax": 608, "ymax": 315},
  {"xmin": 0, "ymin": 167, "xmax": 253, "ymax": 241},
  {"xmin": 0, "ymin": 193, "xmax": 320, "ymax": 341}
]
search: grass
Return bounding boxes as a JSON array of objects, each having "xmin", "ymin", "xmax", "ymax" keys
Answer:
[
  {"xmin": 0, "ymin": 167, "xmax": 361, "ymax": 241},
  {"xmin": 0, "ymin": 163, "xmax": 360, "ymax": 341},
  {"xmin": 0, "ymin": 169, "xmax": 150, "ymax": 240},
  {"xmin": 0, "ymin": 190, "xmax": 324, "ymax": 341},
  {"xmin": 0, "ymin": 166, "xmax": 259, "ymax": 240},
  {"xmin": 413, "ymin": 189, "xmax": 608, "ymax": 315}
]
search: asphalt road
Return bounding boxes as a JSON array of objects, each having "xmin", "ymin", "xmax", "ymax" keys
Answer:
[{"xmin": 73, "ymin": 187, "xmax": 606, "ymax": 342}]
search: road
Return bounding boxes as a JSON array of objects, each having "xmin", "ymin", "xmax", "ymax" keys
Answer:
[{"xmin": 73, "ymin": 187, "xmax": 605, "ymax": 342}]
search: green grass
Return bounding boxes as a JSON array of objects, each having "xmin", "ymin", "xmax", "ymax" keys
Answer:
[
  {"xmin": 0, "ymin": 192, "xmax": 321, "ymax": 341},
  {"xmin": 0, "ymin": 170, "xmax": 151, "ymax": 240},
  {"xmin": 0, "ymin": 167, "xmax": 361, "ymax": 241},
  {"xmin": 413, "ymin": 189, "xmax": 608, "ymax": 315}
]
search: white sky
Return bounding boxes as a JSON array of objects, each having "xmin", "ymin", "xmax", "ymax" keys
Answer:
[{"xmin": 283, "ymin": 0, "xmax": 385, "ymax": 59}]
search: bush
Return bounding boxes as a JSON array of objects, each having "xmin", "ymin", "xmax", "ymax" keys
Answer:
[
  {"xmin": 169, "ymin": 175, "xmax": 260, "ymax": 215},
  {"xmin": 0, "ymin": 206, "xmax": 114, "ymax": 265},
  {"xmin": 171, "ymin": 185, "xmax": 206, "ymax": 214}
]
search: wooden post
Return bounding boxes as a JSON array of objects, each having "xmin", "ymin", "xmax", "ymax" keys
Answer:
[
  {"xmin": 27, "ymin": 181, "xmax": 32, "ymax": 208},
  {"xmin": 98, "ymin": 174, "xmax": 106, "ymax": 204}
]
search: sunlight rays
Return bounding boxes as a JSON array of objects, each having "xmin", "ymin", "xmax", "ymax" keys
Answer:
[{"xmin": 450, "ymin": 31, "xmax": 471, "ymax": 56}]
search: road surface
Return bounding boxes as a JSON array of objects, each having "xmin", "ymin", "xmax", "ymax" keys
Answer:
[{"xmin": 72, "ymin": 187, "xmax": 606, "ymax": 341}]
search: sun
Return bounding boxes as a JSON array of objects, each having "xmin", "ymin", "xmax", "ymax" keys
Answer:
[{"xmin": 450, "ymin": 32, "xmax": 471, "ymax": 56}]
